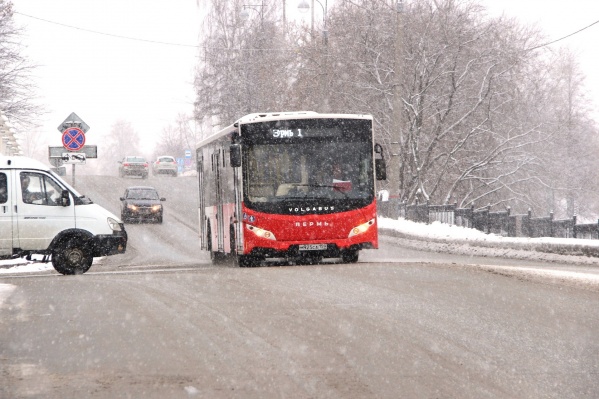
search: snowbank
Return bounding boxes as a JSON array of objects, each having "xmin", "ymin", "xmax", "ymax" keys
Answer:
[{"xmin": 379, "ymin": 217, "xmax": 599, "ymax": 263}]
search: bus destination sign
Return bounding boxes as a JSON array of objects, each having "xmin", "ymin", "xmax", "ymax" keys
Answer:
[{"xmin": 270, "ymin": 127, "xmax": 341, "ymax": 138}]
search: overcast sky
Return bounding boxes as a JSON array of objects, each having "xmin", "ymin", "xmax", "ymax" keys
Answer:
[
  {"xmin": 12, "ymin": 0, "xmax": 204, "ymax": 155},
  {"xmin": 10, "ymin": 0, "xmax": 599, "ymax": 159},
  {"xmin": 482, "ymin": 0, "xmax": 599, "ymax": 100}
]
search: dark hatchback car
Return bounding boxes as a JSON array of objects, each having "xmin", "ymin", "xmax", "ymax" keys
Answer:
[{"xmin": 120, "ymin": 186, "xmax": 165, "ymax": 223}]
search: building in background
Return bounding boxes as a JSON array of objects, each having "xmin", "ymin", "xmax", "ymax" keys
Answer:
[{"xmin": 0, "ymin": 111, "xmax": 21, "ymax": 156}]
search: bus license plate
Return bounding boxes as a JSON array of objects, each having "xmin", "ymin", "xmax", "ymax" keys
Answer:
[{"xmin": 299, "ymin": 244, "xmax": 327, "ymax": 251}]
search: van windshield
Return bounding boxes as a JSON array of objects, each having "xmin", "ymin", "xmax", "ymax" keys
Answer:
[{"xmin": 49, "ymin": 170, "xmax": 93, "ymax": 205}]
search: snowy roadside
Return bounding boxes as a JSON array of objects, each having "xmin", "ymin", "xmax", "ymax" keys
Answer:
[
  {"xmin": 0, "ymin": 256, "xmax": 56, "ymax": 274},
  {"xmin": 378, "ymin": 217, "xmax": 599, "ymax": 265},
  {"xmin": 2, "ymin": 216, "xmax": 599, "ymax": 277},
  {"xmin": 379, "ymin": 217, "xmax": 599, "ymax": 292}
]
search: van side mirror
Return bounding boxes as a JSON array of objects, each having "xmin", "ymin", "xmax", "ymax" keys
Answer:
[
  {"xmin": 61, "ymin": 190, "xmax": 71, "ymax": 207},
  {"xmin": 230, "ymin": 144, "xmax": 241, "ymax": 168},
  {"xmin": 374, "ymin": 143, "xmax": 387, "ymax": 181}
]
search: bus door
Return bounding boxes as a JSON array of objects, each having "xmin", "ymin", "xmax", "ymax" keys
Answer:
[
  {"xmin": 197, "ymin": 150, "xmax": 206, "ymax": 250},
  {"xmin": 232, "ymin": 151, "xmax": 243, "ymax": 254},
  {"xmin": 212, "ymin": 150, "xmax": 225, "ymax": 252}
]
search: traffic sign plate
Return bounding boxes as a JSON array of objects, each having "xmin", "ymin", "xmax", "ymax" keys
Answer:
[
  {"xmin": 57, "ymin": 112, "xmax": 90, "ymax": 133},
  {"xmin": 61, "ymin": 152, "xmax": 86, "ymax": 164},
  {"xmin": 49, "ymin": 145, "xmax": 97, "ymax": 158},
  {"xmin": 62, "ymin": 127, "xmax": 86, "ymax": 151}
]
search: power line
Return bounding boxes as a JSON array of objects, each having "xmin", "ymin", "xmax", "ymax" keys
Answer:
[
  {"xmin": 525, "ymin": 19, "xmax": 599, "ymax": 52},
  {"xmin": 15, "ymin": 10, "xmax": 599, "ymax": 53},
  {"xmin": 14, "ymin": 11, "xmax": 200, "ymax": 48},
  {"xmin": 14, "ymin": 11, "xmax": 297, "ymax": 52}
]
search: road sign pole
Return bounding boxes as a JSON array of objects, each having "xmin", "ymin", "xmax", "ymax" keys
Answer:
[{"xmin": 55, "ymin": 113, "xmax": 91, "ymax": 183}]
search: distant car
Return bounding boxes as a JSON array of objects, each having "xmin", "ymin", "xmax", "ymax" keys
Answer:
[
  {"xmin": 152, "ymin": 155, "xmax": 178, "ymax": 177},
  {"xmin": 119, "ymin": 186, "xmax": 165, "ymax": 223},
  {"xmin": 118, "ymin": 156, "xmax": 149, "ymax": 179}
]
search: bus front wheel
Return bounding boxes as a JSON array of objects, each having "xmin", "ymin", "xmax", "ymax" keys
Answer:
[
  {"xmin": 237, "ymin": 255, "xmax": 261, "ymax": 268},
  {"xmin": 342, "ymin": 249, "xmax": 359, "ymax": 264}
]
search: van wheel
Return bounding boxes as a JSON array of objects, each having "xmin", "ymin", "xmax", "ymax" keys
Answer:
[{"xmin": 52, "ymin": 237, "xmax": 93, "ymax": 275}]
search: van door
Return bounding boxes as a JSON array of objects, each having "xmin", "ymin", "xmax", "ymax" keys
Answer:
[
  {"xmin": 0, "ymin": 171, "xmax": 12, "ymax": 257},
  {"xmin": 15, "ymin": 171, "xmax": 76, "ymax": 251}
]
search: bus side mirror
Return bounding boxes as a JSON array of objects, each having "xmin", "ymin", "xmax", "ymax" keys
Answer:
[
  {"xmin": 376, "ymin": 159, "xmax": 387, "ymax": 181},
  {"xmin": 61, "ymin": 190, "xmax": 71, "ymax": 207},
  {"xmin": 374, "ymin": 143, "xmax": 387, "ymax": 181},
  {"xmin": 230, "ymin": 144, "xmax": 241, "ymax": 168}
]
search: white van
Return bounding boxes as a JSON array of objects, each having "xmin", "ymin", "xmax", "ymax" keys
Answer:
[{"xmin": 0, "ymin": 155, "xmax": 127, "ymax": 274}]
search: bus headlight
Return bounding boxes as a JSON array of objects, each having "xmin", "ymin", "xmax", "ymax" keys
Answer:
[
  {"xmin": 246, "ymin": 224, "xmax": 276, "ymax": 240},
  {"xmin": 348, "ymin": 219, "xmax": 375, "ymax": 238}
]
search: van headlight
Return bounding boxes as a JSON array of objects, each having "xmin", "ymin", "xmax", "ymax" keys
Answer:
[
  {"xmin": 108, "ymin": 217, "xmax": 122, "ymax": 231},
  {"xmin": 348, "ymin": 219, "xmax": 375, "ymax": 237},
  {"xmin": 246, "ymin": 224, "xmax": 276, "ymax": 240}
]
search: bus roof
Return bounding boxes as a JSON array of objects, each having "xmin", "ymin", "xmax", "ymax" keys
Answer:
[{"xmin": 196, "ymin": 111, "xmax": 373, "ymax": 149}]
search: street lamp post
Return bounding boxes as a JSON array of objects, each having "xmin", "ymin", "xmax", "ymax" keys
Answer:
[
  {"xmin": 298, "ymin": 0, "xmax": 328, "ymax": 44},
  {"xmin": 388, "ymin": 0, "xmax": 404, "ymax": 218},
  {"xmin": 240, "ymin": 1, "xmax": 266, "ymax": 26}
]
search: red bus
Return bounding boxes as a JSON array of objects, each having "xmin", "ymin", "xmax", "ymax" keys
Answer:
[{"xmin": 196, "ymin": 112, "xmax": 387, "ymax": 266}]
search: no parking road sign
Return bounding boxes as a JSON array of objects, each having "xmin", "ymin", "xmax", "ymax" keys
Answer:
[{"xmin": 62, "ymin": 127, "xmax": 86, "ymax": 151}]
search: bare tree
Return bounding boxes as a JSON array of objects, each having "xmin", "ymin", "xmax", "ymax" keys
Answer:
[
  {"xmin": 526, "ymin": 49, "xmax": 599, "ymax": 218},
  {"xmin": 194, "ymin": 0, "xmax": 599, "ymax": 216},
  {"xmin": 194, "ymin": 0, "xmax": 292, "ymax": 129},
  {"xmin": 301, "ymin": 0, "xmax": 568, "ymax": 212},
  {"xmin": 18, "ymin": 126, "xmax": 47, "ymax": 160},
  {"xmin": 155, "ymin": 113, "xmax": 202, "ymax": 159},
  {"xmin": 0, "ymin": 0, "xmax": 41, "ymax": 127},
  {"xmin": 96, "ymin": 120, "xmax": 142, "ymax": 175}
]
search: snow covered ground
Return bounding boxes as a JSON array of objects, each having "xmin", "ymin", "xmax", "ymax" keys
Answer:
[
  {"xmin": 378, "ymin": 217, "xmax": 599, "ymax": 263},
  {"xmin": 378, "ymin": 217, "xmax": 599, "ymax": 291},
  {"xmin": 0, "ymin": 255, "xmax": 54, "ymax": 274},
  {"xmin": 2, "ymin": 217, "xmax": 599, "ymax": 290}
]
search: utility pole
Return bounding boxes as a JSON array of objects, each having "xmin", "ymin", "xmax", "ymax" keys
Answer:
[{"xmin": 388, "ymin": 0, "xmax": 404, "ymax": 218}]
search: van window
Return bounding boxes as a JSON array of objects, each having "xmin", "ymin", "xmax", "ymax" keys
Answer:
[
  {"xmin": 19, "ymin": 172, "xmax": 64, "ymax": 206},
  {"xmin": 0, "ymin": 173, "xmax": 7, "ymax": 204}
]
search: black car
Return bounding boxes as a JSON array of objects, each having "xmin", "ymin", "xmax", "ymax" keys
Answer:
[{"xmin": 120, "ymin": 186, "xmax": 165, "ymax": 223}]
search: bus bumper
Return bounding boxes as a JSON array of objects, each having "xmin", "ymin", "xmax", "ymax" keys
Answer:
[{"xmin": 246, "ymin": 241, "xmax": 375, "ymax": 259}]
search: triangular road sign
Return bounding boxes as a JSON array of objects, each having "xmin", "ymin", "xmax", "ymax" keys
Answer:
[{"xmin": 57, "ymin": 112, "xmax": 90, "ymax": 133}]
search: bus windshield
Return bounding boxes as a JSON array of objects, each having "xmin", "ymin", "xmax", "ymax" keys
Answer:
[{"xmin": 242, "ymin": 118, "xmax": 374, "ymax": 214}]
